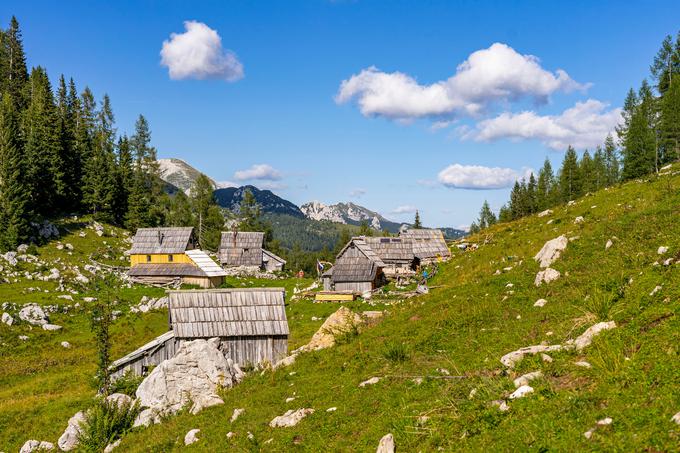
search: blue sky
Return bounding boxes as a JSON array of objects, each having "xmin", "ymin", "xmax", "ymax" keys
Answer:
[{"xmin": 5, "ymin": 0, "xmax": 679, "ymax": 228}]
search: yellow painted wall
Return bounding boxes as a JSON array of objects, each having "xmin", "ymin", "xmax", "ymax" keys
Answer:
[{"xmin": 130, "ymin": 253, "xmax": 193, "ymax": 266}]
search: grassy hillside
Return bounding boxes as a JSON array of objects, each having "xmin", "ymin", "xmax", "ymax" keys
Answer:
[{"xmin": 2, "ymin": 166, "xmax": 680, "ymax": 451}]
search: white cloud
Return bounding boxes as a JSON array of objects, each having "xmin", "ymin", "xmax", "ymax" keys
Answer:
[
  {"xmin": 349, "ymin": 188, "xmax": 366, "ymax": 198},
  {"xmin": 257, "ymin": 181, "xmax": 288, "ymax": 191},
  {"xmin": 390, "ymin": 205, "xmax": 417, "ymax": 215},
  {"xmin": 437, "ymin": 163, "xmax": 524, "ymax": 190},
  {"xmin": 234, "ymin": 164, "xmax": 282, "ymax": 181},
  {"xmin": 335, "ymin": 43, "xmax": 586, "ymax": 121},
  {"xmin": 160, "ymin": 21, "xmax": 244, "ymax": 81},
  {"xmin": 215, "ymin": 180, "xmax": 238, "ymax": 188},
  {"xmin": 465, "ymin": 99, "xmax": 622, "ymax": 150}
]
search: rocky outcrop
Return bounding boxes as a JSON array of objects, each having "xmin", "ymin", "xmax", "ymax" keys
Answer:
[
  {"xmin": 567, "ymin": 321, "xmax": 617, "ymax": 351},
  {"xmin": 298, "ymin": 306, "xmax": 362, "ymax": 352},
  {"xmin": 269, "ymin": 408, "xmax": 314, "ymax": 428},
  {"xmin": 135, "ymin": 338, "xmax": 243, "ymax": 416},
  {"xmin": 184, "ymin": 429, "xmax": 200, "ymax": 445},
  {"xmin": 534, "ymin": 235, "xmax": 568, "ymax": 268},
  {"xmin": 501, "ymin": 344, "xmax": 564, "ymax": 368},
  {"xmin": 19, "ymin": 303, "xmax": 49, "ymax": 325}
]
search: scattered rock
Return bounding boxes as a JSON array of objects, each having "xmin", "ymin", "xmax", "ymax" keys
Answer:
[
  {"xmin": 19, "ymin": 335, "xmax": 29, "ymax": 341},
  {"xmin": 133, "ymin": 408, "xmax": 159, "ymax": 428},
  {"xmin": 299, "ymin": 306, "xmax": 362, "ymax": 351},
  {"xmin": 135, "ymin": 338, "xmax": 243, "ymax": 416},
  {"xmin": 671, "ymin": 412, "xmax": 680, "ymax": 425},
  {"xmin": 376, "ymin": 433, "xmax": 395, "ymax": 453},
  {"xmin": 658, "ymin": 246, "xmax": 668, "ymax": 255},
  {"xmin": 226, "ymin": 432, "xmax": 235, "ymax": 439},
  {"xmin": 57, "ymin": 411, "xmax": 86, "ymax": 451},
  {"xmin": 569, "ymin": 321, "xmax": 616, "ymax": 351},
  {"xmin": 1, "ymin": 312, "xmax": 13, "ymax": 325},
  {"xmin": 326, "ymin": 407, "xmax": 337, "ymax": 412},
  {"xmin": 534, "ymin": 268, "xmax": 561, "ymax": 286},
  {"xmin": 359, "ymin": 377, "xmax": 381, "ymax": 387},
  {"xmin": 17, "ymin": 244, "xmax": 29, "ymax": 253},
  {"xmin": 42, "ymin": 323, "xmax": 62, "ymax": 331},
  {"xmin": 491, "ymin": 400, "xmax": 510, "ymax": 412},
  {"xmin": 269, "ymin": 408, "xmax": 314, "ymax": 428},
  {"xmin": 508, "ymin": 385, "xmax": 534, "ymax": 399},
  {"xmin": 20, "ymin": 440, "xmax": 54, "ymax": 453},
  {"xmin": 534, "ymin": 298, "xmax": 547, "ymax": 307},
  {"xmin": 513, "ymin": 371, "xmax": 543, "ymax": 388},
  {"xmin": 103, "ymin": 439, "xmax": 121, "ymax": 453},
  {"xmin": 574, "ymin": 216, "xmax": 585, "ymax": 224},
  {"xmin": 184, "ymin": 429, "xmax": 200, "ymax": 446},
  {"xmin": 468, "ymin": 388, "xmax": 477, "ymax": 399},
  {"xmin": 19, "ymin": 303, "xmax": 49, "ymax": 325},
  {"xmin": 230, "ymin": 408, "xmax": 244, "ymax": 422},
  {"xmin": 273, "ymin": 353, "xmax": 298, "ymax": 369},
  {"xmin": 537, "ymin": 209, "xmax": 553, "ymax": 217},
  {"xmin": 541, "ymin": 353, "xmax": 553, "ymax": 363},
  {"xmin": 285, "ymin": 397, "xmax": 296, "ymax": 403},
  {"xmin": 534, "ymin": 235, "xmax": 568, "ymax": 268},
  {"xmin": 61, "ymin": 341, "xmax": 71, "ymax": 348},
  {"xmin": 574, "ymin": 361, "xmax": 592, "ymax": 368},
  {"xmin": 106, "ymin": 393, "xmax": 133, "ymax": 408},
  {"xmin": 501, "ymin": 344, "xmax": 563, "ymax": 368},
  {"xmin": 605, "ymin": 239, "xmax": 613, "ymax": 250}
]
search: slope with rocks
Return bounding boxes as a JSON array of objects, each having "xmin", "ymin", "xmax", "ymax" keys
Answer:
[
  {"xmin": 157, "ymin": 158, "xmax": 219, "ymax": 194},
  {"xmin": 112, "ymin": 167, "xmax": 680, "ymax": 451}
]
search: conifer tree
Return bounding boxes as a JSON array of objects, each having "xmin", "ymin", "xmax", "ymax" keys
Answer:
[
  {"xmin": 4, "ymin": 17, "xmax": 28, "ymax": 109},
  {"xmin": 526, "ymin": 173, "xmax": 537, "ymax": 214},
  {"xmin": 167, "ymin": 191, "xmax": 194, "ymax": 227},
  {"xmin": 56, "ymin": 75, "xmax": 80, "ymax": 210},
  {"xmin": 603, "ymin": 134, "xmax": 620, "ymax": 185},
  {"xmin": 83, "ymin": 94, "xmax": 116, "ymax": 219},
  {"xmin": 0, "ymin": 95, "xmax": 29, "ymax": 249},
  {"xmin": 622, "ymin": 81, "xmax": 657, "ymax": 179},
  {"xmin": 592, "ymin": 146, "xmax": 607, "ymax": 191},
  {"xmin": 579, "ymin": 150, "xmax": 595, "ymax": 194},
  {"xmin": 190, "ymin": 174, "xmax": 224, "ymax": 250},
  {"xmin": 413, "ymin": 210, "xmax": 422, "ymax": 228},
  {"xmin": 113, "ymin": 135, "xmax": 133, "ymax": 223},
  {"xmin": 658, "ymin": 76, "xmax": 680, "ymax": 163},
  {"xmin": 129, "ymin": 114, "xmax": 164, "ymax": 226},
  {"xmin": 536, "ymin": 158, "xmax": 555, "ymax": 210},
  {"xmin": 477, "ymin": 200, "xmax": 497, "ymax": 230},
  {"xmin": 650, "ymin": 32, "xmax": 680, "ymax": 95},
  {"xmin": 558, "ymin": 146, "xmax": 582, "ymax": 201}
]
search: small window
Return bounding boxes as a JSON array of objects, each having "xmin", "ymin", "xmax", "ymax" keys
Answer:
[
  {"xmin": 168, "ymin": 255, "xmax": 174, "ymax": 262},
  {"xmin": 146, "ymin": 255, "xmax": 151, "ymax": 262}
]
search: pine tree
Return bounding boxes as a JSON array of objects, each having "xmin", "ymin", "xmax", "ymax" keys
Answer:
[
  {"xmin": 658, "ymin": 76, "xmax": 680, "ymax": 163},
  {"xmin": 579, "ymin": 150, "xmax": 595, "ymax": 194},
  {"xmin": 4, "ymin": 17, "xmax": 28, "ymax": 109},
  {"xmin": 0, "ymin": 94, "xmax": 29, "ymax": 249},
  {"xmin": 558, "ymin": 146, "xmax": 582, "ymax": 202},
  {"xmin": 592, "ymin": 146, "xmax": 607, "ymax": 191},
  {"xmin": 616, "ymin": 88, "xmax": 639, "ymax": 147},
  {"xmin": 167, "ymin": 191, "xmax": 194, "ymax": 227},
  {"xmin": 56, "ymin": 75, "xmax": 80, "ymax": 211},
  {"xmin": 477, "ymin": 200, "xmax": 497, "ymax": 230},
  {"xmin": 650, "ymin": 32, "xmax": 680, "ymax": 95},
  {"xmin": 526, "ymin": 173, "xmax": 537, "ymax": 214},
  {"xmin": 129, "ymin": 115, "xmax": 164, "ymax": 226},
  {"xmin": 83, "ymin": 94, "xmax": 117, "ymax": 219},
  {"xmin": 413, "ymin": 210, "xmax": 422, "ymax": 228},
  {"xmin": 536, "ymin": 158, "xmax": 555, "ymax": 210},
  {"xmin": 22, "ymin": 67, "xmax": 65, "ymax": 216},
  {"xmin": 190, "ymin": 174, "xmax": 224, "ymax": 250},
  {"xmin": 498, "ymin": 204, "xmax": 512, "ymax": 223},
  {"xmin": 622, "ymin": 81, "xmax": 657, "ymax": 179},
  {"xmin": 113, "ymin": 135, "xmax": 133, "ymax": 223},
  {"xmin": 603, "ymin": 134, "xmax": 620, "ymax": 185}
]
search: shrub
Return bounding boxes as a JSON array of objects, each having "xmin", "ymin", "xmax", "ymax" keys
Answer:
[
  {"xmin": 110, "ymin": 370, "xmax": 143, "ymax": 397},
  {"xmin": 77, "ymin": 398, "xmax": 141, "ymax": 452},
  {"xmin": 383, "ymin": 341, "xmax": 409, "ymax": 363}
]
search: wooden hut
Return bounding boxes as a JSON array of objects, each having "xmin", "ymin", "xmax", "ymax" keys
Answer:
[
  {"xmin": 128, "ymin": 227, "xmax": 226, "ymax": 287},
  {"xmin": 218, "ymin": 231, "xmax": 285, "ymax": 272},
  {"xmin": 327, "ymin": 237, "xmax": 386, "ymax": 297},
  {"xmin": 399, "ymin": 228, "xmax": 451, "ymax": 264},
  {"xmin": 362, "ymin": 236, "xmax": 417, "ymax": 278},
  {"xmin": 110, "ymin": 288, "xmax": 288, "ymax": 378},
  {"xmin": 262, "ymin": 249, "xmax": 286, "ymax": 272}
]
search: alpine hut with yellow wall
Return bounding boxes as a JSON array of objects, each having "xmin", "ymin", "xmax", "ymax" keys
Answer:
[{"xmin": 128, "ymin": 227, "xmax": 227, "ymax": 287}]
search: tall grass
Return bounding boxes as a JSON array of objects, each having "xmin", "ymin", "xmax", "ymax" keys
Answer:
[{"xmin": 77, "ymin": 398, "xmax": 141, "ymax": 452}]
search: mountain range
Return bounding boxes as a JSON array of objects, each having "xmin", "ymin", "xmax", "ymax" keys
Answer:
[{"xmin": 156, "ymin": 157, "xmax": 466, "ymax": 238}]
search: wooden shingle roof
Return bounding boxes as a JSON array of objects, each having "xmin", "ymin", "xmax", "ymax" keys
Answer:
[
  {"xmin": 128, "ymin": 263, "xmax": 207, "ymax": 277},
  {"xmin": 331, "ymin": 257, "xmax": 381, "ymax": 282},
  {"xmin": 363, "ymin": 236, "xmax": 415, "ymax": 263},
  {"xmin": 262, "ymin": 249, "xmax": 286, "ymax": 265},
  {"xmin": 168, "ymin": 288, "xmax": 288, "ymax": 338},
  {"xmin": 218, "ymin": 231, "xmax": 265, "ymax": 266},
  {"xmin": 130, "ymin": 227, "xmax": 195, "ymax": 254},
  {"xmin": 400, "ymin": 228, "xmax": 451, "ymax": 260}
]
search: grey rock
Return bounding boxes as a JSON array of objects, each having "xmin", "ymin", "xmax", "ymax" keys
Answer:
[
  {"xmin": 269, "ymin": 408, "xmax": 314, "ymax": 428},
  {"xmin": 57, "ymin": 411, "xmax": 86, "ymax": 451},
  {"xmin": 376, "ymin": 433, "xmax": 395, "ymax": 453}
]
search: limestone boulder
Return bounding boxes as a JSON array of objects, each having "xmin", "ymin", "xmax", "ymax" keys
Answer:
[
  {"xmin": 57, "ymin": 411, "xmax": 86, "ymax": 451},
  {"xmin": 534, "ymin": 268, "xmax": 561, "ymax": 286},
  {"xmin": 184, "ymin": 429, "xmax": 200, "ymax": 445},
  {"xmin": 568, "ymin": 321, "xmax": 616, "ymax": 351},
  {"xmin": 299, "ymin": 306, "xmax": 362, "ymax": 352},
  {"xmin": 376, "ymin": 433, "xmax": 395, "ymax": 453},
  {"xmin": 501, "ymin": 344, "xmax": 563, "ymax": 368},
  {"xmin": 19, "ymin": 303, "xmax": 49, "ymax": 325},
  {"xmin": 20, "ymin": 440, "xmax": 54, "ymax": 452},
  {"xmin": 1, "ymin": 311, "xmax": 13, "ymax": 325},
  {"xmin": 269, "ymin": 408, "xmax": 314, "ymax": 428},
  {"xmin": 135, "ymin": 338, "xmax": 243, "ymax": 416},
  {"xmin": 534, "ymin": 235, "xmax": 568, "ymax": 268}
]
